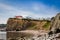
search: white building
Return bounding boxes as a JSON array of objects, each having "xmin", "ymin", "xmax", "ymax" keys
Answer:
[{"xmin": 15, "ymin": 16, "xmax": 23, "ymax": 19}]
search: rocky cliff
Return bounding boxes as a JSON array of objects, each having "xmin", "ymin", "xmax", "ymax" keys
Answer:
[
  {"xmin": 7, "ymin": 13, "xmax": 60, "ymax": 40},
  {"xmin": 6, "ymin": 18, "xmax": 50, "ymax": 31},
  {"xmin": 49, "ymin": 13, "xmax": 60, "ymax": 34}
]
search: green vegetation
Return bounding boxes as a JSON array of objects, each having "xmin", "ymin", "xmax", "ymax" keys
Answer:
[
  {"xmin": 27, "ymin": 22, "xmax": 36, "ymax": 30},
  {"xmin": 43, "ymin": 21, "xmax": 50, "ymax": 29},
  {"xmin": 7, "ymin": 17, "xmax": 51, "ymax": 31},
  {"xmin": 0, "ymin": 24, "xmax": 6, "ymax": 28}
]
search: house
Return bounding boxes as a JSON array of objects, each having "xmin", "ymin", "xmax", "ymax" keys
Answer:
[{"xmin": 15, "ymin": 16, "xmax": 23, "ymax": 19}]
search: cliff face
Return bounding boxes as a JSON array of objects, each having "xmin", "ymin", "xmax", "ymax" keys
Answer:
[
  {"xmin": 50, "ymin": 13, "xmax": 60, "ymax": 33},
  {"xmin": 6, "ymin": 18, "xmax": 50, "ymax": 31}
]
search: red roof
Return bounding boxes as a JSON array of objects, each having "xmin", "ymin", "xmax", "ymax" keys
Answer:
[
  {"xmin": 15, "ymin": 16, "xmax": 22, "ymax": 18},
  {"xmin": 15, "ymin": 16, "xmax": 22, "ymax": 17}
]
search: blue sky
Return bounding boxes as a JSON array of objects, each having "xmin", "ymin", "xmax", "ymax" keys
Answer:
[{"xmin": 0, "ymin": 0, "xmax": 60, "ymax": 24}]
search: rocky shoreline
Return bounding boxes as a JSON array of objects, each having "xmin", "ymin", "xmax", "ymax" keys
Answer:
[{"xmin": 7, "ymin": 30, "xmax": 60, "ymax": 40}]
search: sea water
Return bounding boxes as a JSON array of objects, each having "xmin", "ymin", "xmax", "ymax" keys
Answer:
[{"xmin": 0, "ymin": 32, "xmax": 6, "ymax": 40}]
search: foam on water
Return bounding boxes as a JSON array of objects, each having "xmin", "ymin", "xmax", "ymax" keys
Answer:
[{"xmin": 0, "ymin": 32, "xmax": 6, "ymax": 40}]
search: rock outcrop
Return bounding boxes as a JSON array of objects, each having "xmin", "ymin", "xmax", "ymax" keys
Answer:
[
  {"xmin": 48, "ymin": 13, "xmax": 60, "ymax": 40},
  {"xmin": 6, "ymin": 18, "xmax": 50, "ymax": 31},
  {"xmin": 50, "ymin": 13, "xmax": 60, "ymax": 33}
]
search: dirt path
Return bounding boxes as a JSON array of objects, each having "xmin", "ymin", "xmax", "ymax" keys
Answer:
[{"xmin": 19, "ymin": 30, "xmax": 47, "ymax": 36}]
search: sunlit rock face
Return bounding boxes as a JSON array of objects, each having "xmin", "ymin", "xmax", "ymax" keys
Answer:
[
  {"xmin": 7, "ymin": 30, "xmax": 49, "ymax": 40},
  {"xmin": 7, "ymin": 30, "xmax": 60, "ymax": 40},
  {"xmin": 6, "ymin": 17, "xmax": 50, "ymax": 31},
  {"xmin": 48, "ymin": 13, "xmax": 60, "ymax": 40},
  {"xmin": 50, "ymin": 13, "xmax": 60, "ymax": 33}
]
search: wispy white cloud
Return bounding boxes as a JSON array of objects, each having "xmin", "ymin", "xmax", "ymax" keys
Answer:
[
  {"xmin": 0, "ymin": 3, "xmax": 59, "ymax": 24},
  {"xmin": 32, "ymin": 3, "xmax": 59, "ymax": 16}
]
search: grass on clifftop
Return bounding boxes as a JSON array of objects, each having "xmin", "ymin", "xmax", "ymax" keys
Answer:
[
  {"xmin": 27, "ymin": 22, "xmax": 36, "ymax": 30},
  {"xmin": 27, "ymin": 21, "xmax": 51, "ymax": 30},
  {"xmin": 43, "ymin": 21, "xmax": 50, "ymax": 29}
]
